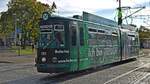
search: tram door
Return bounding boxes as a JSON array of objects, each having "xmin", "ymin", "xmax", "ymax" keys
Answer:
[
  {"xmin": 121, "ymin": 31, "xmax": 129, "ymax": 60},
  {"xmin": 69, "ymin": 21, "xmax": 80, "ymax": 71}
]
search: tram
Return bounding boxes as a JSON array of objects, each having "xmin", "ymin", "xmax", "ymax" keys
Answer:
[{"xmin": 35, "ymin": 12, "xmax": 140, "ymax": 73}]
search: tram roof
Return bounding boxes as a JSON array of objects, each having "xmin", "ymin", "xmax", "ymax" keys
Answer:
[
  {"xmin": 45, "ymin": 15, "xmax": 119, "ymax": 29},
  {"xmin": 40, "ymin": 12, "xmax": 120, "ymax": 29}
]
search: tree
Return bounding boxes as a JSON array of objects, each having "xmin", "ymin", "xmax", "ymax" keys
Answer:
[
  {"xmin": 0, "ymin": 0, "xmax": 52, "ymax": 48},
  {"xmin": 139, "ymin": 26, "xmax": 150, "ymax": 41},
  {"xmin": 0, "ymin": 11, "xmax": 14, "ymax": 46}
]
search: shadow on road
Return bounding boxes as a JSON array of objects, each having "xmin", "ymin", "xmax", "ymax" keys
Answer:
[
  {"xmin": 0, "ymin": 61, "xmax": 13, "ymax": 64},
  {"xmin": 3, "ymin": 58, "xmax": 138, "ymax": 84},
  {"xmin": 39, "ymin": 58, "xmax": 136, "ymax": 84}
]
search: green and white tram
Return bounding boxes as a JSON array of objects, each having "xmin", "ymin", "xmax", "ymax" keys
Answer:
[{"xmin": 36, "ymin": 12, "xmax": 140, "ymax": 73}]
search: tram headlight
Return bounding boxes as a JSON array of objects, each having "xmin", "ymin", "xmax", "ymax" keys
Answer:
[{"xmin": 41, "ymin": 57, "xmax": 46, "ymax": 62}]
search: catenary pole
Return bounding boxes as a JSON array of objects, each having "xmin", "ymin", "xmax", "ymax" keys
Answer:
[{"xmin": 118, "ymin": 0, "xmax": 123, "ymax": 60}]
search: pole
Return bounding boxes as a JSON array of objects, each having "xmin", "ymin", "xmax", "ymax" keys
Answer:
[
  {"xmin": 119, "ymin": 0, "xmax": 121, "ymax": 9},
  {"xmin": 13, "ymin": 13, "xmax": 20, "ymax": 56},
  {"xmin": 18, "ymin": 33, "xmax": 21, "ymax": 56},
  {"xmin": 118, "ymin": 0, "xmax": 122, "ymax": 25},
  {"xmin": 118, "ymin": 0, "xmax": 123, "ymax": 60},
  {"xmin": 13, "ymin": 13, "xmax": 17, "ymax": 48}
]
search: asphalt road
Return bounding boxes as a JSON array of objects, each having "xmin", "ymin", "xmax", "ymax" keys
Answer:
[{"xmin": 0, "ymin": 50, "xmax": 150, "ymax": 84}]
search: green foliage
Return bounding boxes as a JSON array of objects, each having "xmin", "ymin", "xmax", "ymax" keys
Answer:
[
  {"xmin": 0, "ymin": 0, "xmax": 52, "ymax": 42},
  {"xmin": 0, "ymin": 12, "xmax": 13, "ymax": 37},
  {"xmin": 139, "ymin": 26, "xmax": 150, "ymax": 40}
]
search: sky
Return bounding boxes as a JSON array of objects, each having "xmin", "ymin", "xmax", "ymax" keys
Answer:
[
  {"xmin": 0, "ymin": 0, "xmax": 150, "ymax": 28},
  {"xmin": 0, "ymin": 0, "xmax": 9, "ymax": 13}
]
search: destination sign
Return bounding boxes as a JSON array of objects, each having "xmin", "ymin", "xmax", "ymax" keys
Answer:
[{"xmin": 40, "ymin": 25, "xmax": 53, "ymax": 29}]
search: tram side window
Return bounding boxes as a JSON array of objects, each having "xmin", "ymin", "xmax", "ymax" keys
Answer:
[
  {"xmin": 134, "ymin": 36, "xmax": 139, "ymax": 45},
  {"xmin": 97, "ymin": 29, "xmax": 106, "ymax": 45},
  {"xmin": 97, "ymin": 34, "xmax": 105, "ymax": 45},
  {"xmin": 80, "ymin": 27, "xmax": 84, "ymax": 46},
  {"xmin": 105, "ymin": 35, "xmax": 113, "ymax": 46},
  {"xmin": 71, "ymin": 26, "xmax": 77, "ymax": 46},
  {"xmin": 112, "ymin": 36, "xmax": 118, "ymax": 45},
  {"xmin": 88, "ymin": 28, "xmax": 97, "ymax": 45},
  {"xmin": 135, "ymin": 37, "xmax": 139, "ymax": 45},
  {"xmin": 128, "ymin": 35, "xmax": 135, "ymax": 45},
  {"xmin": 112, "ymin": 32, "xmax": 118, "ymax": 45}
]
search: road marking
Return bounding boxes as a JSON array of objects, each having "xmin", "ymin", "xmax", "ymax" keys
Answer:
[
  {"xmin": 133, "ymin": 73, "xmax": 150, "ymax": 84},
  {"xmin": 104, "ymin": 63, "xmax": 150, "ymax": 84}
]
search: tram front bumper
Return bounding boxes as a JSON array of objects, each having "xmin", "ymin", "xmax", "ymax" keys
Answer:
[{"xmin": 36, "ymin": 63, "xmax": 69, "ymax": 73}]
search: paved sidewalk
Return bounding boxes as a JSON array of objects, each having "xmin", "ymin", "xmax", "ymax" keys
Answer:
[
  {"xmin": 0, "ymin": 49, "xmax": 36, "ymax": 64},
  {"xmin": 140, "ymin": 49, "xmax": 150, "ymax": 56}
]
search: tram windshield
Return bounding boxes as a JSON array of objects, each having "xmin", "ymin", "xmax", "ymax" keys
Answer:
[
  {"xmin": 54, "ymin": 25, "xmax": 65, "ymax": 47},
  {"xmin": 38, "ymin": 24, "xmax": 65, "ymax": 48}
]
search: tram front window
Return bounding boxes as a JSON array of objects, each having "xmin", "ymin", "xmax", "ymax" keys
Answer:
[
  {"xmin": 39, "ymin": 33, "xmax": 52, "ymax": 48},
  {"xmin": 54, "ymin": 25, "xmax": 65, "ymax": 47},
  {"xmin": 38, "ymin": 24, "xmax": 65, "ymax": 48}
]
